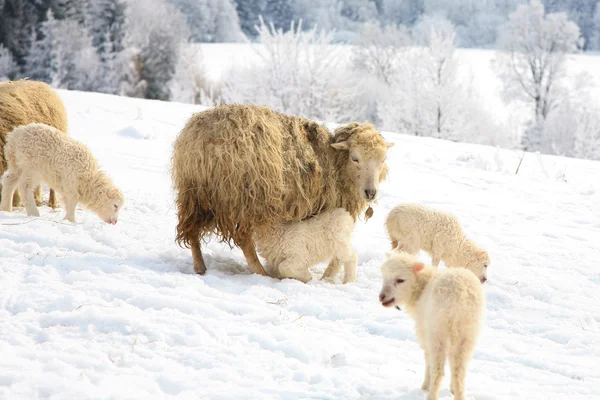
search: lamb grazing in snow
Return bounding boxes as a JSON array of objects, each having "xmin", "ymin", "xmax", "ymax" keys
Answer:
[
  {"xmin": 254, "ymin": 208, "xmax": 358, "ymax": 283},
  {"xmin": 0, "ymin": 123, "xmax": 124, "ymax": 224},
  {"xmin": 385, "ymin": 203, "xmax": 490, "ymax": 283},
  {"xmin": 0, "ymin": 79, "xmax": 68, "ymax": 209},
  {"xmin": 172, "ymin": 103, "xmax": 394, "ymax": 277},
  {"xmin": 379, "ymin": 251, "xmax": 485, "ymax": 400}
]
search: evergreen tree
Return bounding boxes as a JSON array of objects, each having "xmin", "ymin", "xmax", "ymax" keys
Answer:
[
  {"xmin": 0, "ymin": 43, "xmax": 18, "ymax": 80},
  {"xmin": 263, "ymin": 0, "xmax": 293, "ymax": 32},
  {"xmin": 89, "ymin": 0, "xmax": 127, "ymax": 60},
  {"xmin": 24, "ymin": 9, "xmax": 57, "ymax": 82},
  {"xmin": 0, "ymin": 0, "xmax": 40, "ymax": 68},
  {"xmin": 233, "ymin": 0, "xmax": 266, "ymax": 38}
]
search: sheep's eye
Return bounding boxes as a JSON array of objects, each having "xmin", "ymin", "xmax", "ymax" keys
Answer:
[
  {"xmin": 351, "ymin": 156, "xmax": 359, "ymax": 163},
  {"xmin": 396, "ymin": 279, "xmax": 404, "ymax": 284},
  {"xmin": 114, "ymin": 205, "xmax": 118, "ymax": 211},
  {"xmin": 484, "ymin": 264, "xmax": 488, "ymax": 268}
]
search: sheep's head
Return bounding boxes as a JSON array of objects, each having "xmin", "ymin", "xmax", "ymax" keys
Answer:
[
  {"xmin": 94, "ymin": 187, "xmax": 124, "ymax": 225},
  {"xmin": 378, "ymin": 252, "xmax": 426, "ymax": 309},
  {"xmin": 463, "ymin": 244, "xmax": 490, "ymax": 284},
  {"xmin": 332, "ymin": 123, "xmax": 394, "ymax": 202}
]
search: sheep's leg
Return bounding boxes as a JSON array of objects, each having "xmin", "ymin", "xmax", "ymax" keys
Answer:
[
  {"xmin": 426, "ymin": 339, "xmax": 447, "ymax": 400},
  {"xmin": 190, "ymin": 235, "xmax": 207, "ymax": 275},
  {"xmin": 240, "ymin": 234, "xmax": 268, "ymax": 276},
  {"xmin": 11, "ymin": 188, "xmax": 22, "ymax": 207},
  {"xmin": 321, "ymin": 258, "xmax": 341, "ymax": 281},
  {"xmin": 278, "ymin": 259, "xmax": 312, "ymax": 283},
  {"xmin": 1, "ymin": 169, "xmax": 22, "ymax": 212},
  {"xmin": 21, "ymin": 181, "xmax": 40, "ymax": 217},
  {"xmin": 63, "ymin": 195, "xmax": 78, "ymax": 223},
  {"xmin": 449, "ymin": 339, "xmax": 474, "ymax": 400},
  {"xmin": 431, "ymin": 254, "xmax": 441, "ymax": 268},
  {"xmin": 48, "ymin": 188, "xmax": 59, "ymax": 209},
  {"xmin": 342, "ymin": 251, "xmax": 358, "ymax": 284},
  {"xmin": 34, "ymin": 185, "xmax": 43, "ymax": 206}
]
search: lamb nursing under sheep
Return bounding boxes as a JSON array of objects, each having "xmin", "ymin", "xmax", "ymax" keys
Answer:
[
  {"xmin": 385, "ymin": 203, "xmax": 490, "ymax": 283},
  {"xmin": 0, "ymin": 79, "xmax": 68, "ymax": 208},
  {"xmin": 379, "ymin": 252, "xmax": 485, "ymax": 400},
  {"xmin": 172, "ymin": 104, "xmax": 394, "ymax": 277},
  {"xmin": 254, "ymin": 208, "xmax": 357, "ymax": 283},
  {"xmin": 0, "ymin": 123, "xmax": 124, "ymax": 224}
]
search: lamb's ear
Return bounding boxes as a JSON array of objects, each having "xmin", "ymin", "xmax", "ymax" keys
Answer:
[
  {"xmin": 476, "ymin": 250, "xmax": 488, "ymax": 260},
  {"xmin": 108, "ymin": 188, "xmax": 119, "ymax": 199},
  {"xmin": 412, "ymin": 263, "xmax": 425, "ymax": 274},
  {"xmin": 331, "ymin": 141, "xmax": 350, "ymax": 150},
  {"xmin": 386, "ymin": 141, "xmax": 395, "ymax": 148}
]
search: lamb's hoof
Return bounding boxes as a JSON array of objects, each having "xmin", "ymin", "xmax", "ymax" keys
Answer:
[{"xmin": 421, "ymin": 383, "xmax": 429, "ymax": 392}]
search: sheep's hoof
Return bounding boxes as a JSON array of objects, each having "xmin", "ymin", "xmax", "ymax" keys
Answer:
[{"xmin": 421, "ymin": 383, "xmax": 429, "ymax": 392}]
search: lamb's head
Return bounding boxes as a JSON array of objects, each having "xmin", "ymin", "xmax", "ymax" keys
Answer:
[
  {"xmin": 463, "ymin": 243, "xmax": 490, "ymax": 284},
  {"xmin": 88, "ymin": 184, "xmax": 125, "ymax": 225},
  {"xmin": 331, "ymin": 123, "xmax": 394, "ymax": 202},
  {"xmin": 379, "ymin": 252, "xmax": 427, "ymax": 309}
]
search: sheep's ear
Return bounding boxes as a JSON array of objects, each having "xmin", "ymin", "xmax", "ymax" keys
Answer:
[
  {"xmin": 108, "ymin": 188, "xmax": 119, "ymax": 199},
  {"xmin": 331, "ymin": 141, "xmax": 350, "ymax": 150},
  {"xmin": 476, "ymin": 250, "xmax": 488, "ymax": 260},
  {"xmin": 386, "ymin": 141, "xmax": 395, "ymax": 148},
  {"xmin": 412, "ymin": 263, "xmax": 425, "ymax": 274}
]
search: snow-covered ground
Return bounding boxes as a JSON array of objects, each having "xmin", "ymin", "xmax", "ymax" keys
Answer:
[{"xmin": 1, "ymin": 90, "xmax": 599, "ymax": 399}]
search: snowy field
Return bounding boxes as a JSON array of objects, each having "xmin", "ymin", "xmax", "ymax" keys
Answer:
[{"xmin": 1, "ymin": 89, "xmax": 600, "ymax": 399}]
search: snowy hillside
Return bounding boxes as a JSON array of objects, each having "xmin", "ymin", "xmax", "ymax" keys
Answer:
[{"xmin": 1, "ymin": 90, "xmax": 599, "ymax": 399}]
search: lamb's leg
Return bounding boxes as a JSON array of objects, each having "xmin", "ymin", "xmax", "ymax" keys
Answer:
[
  {"xmin": 240, "ymin": 234, "xmax": 268, "ymax": 276},
  {"xmin": 21, "ymin": 181, "xmax": 40, "ymax": 217},
  {"xmin": 11, "ymin": 188, "xmax": 22, "ymax": 207},
  {"xmin": 421, "ymin": 350, "xmax": 431, "ymax": 392},
  {"xmin": 426, "ymin": 339, "xmax": 447, "ymax": 400},
  {"xmin": 342, "ymin": 251, "xmax": 358, "ymax": 284},
  {"xmin": 449, "ymin": 339, "xmax": 474, "ymax": 400},
  {"xmin": 190, "ymin": 234, "xmax": 207, "ymax": 275},
  {"xmin": 48, "ymin": 188, "xmax": 59, "ymax": 209},
  {"xmin": 431, "ymin": 234, "xmax": 444, "ymax": 267},
  {"xmin": 63, "ymin": 195, "xmax": 78, "ymax": 223},
  {"xmin": 321, "ymin": 258, "xmax": 342, "ymax": 281},
  {"xmin": 1, "ymin": 169, "xmax": 22, "ymax": 212},
  {"xmin": 278, "ymin": 259, "xmax": 312, "ymax": 283},
  {"xmin": 34, "ymin": 185, "xmax": 43, "ymax": 206}
]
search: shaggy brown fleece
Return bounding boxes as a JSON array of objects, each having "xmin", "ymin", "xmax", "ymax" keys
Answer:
[
  {"xmin": 0, "ymin": 79, "xmax": 68, "ymax": 208},
  {"xmin": 172, "ymin": 104, "xmax": 393, "ymax": 274}
]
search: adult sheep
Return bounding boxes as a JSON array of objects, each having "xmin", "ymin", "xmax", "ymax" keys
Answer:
[
  {"xmin": 172, "ymin": 104, "xmax": 394, "ymax": 276},
  {"xmin": 0, "ymin": 79, "xmax": 68, "ymax": 209}
]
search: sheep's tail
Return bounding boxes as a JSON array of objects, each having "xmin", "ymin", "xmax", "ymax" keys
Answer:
[{"xmin": 174, "ymin": 181, "xmax": 214, "ymax": 248}]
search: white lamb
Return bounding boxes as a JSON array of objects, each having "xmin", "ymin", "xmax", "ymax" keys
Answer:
[
  {"xmin": 385, "ymin": 203, "xmax": 490, "ymax": 283},
  {"xmin": 0, "ymin": 123, "xmax": 124, "ymax": 224},
  {"xmin": 379, "ymin": 251, "xmax": 485, "ymax": 400},
  {"xmin": 254, "ymin": 208, "xmax": 358, "ymax": 283}
]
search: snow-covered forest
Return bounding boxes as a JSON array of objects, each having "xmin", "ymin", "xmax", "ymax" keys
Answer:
[{"xmin": 1, "ymin": 0, "xmax": 600, "ymax": 159}]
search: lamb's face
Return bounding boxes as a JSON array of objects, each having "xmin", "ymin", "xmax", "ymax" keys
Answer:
[
  {"xmin": 378, "ymin": 252, "xmax": 424, "ymax": 309},
  {"xmin": 95, "ymin": 188, "xmax": 124, "ymax": 225},
  {"xmin": 465, "ymin": 249, "xmax": 490, "ymax": 284},
  {"xmin": 331, "ymin": 134, "xmax": 394, "ymax": 202}
]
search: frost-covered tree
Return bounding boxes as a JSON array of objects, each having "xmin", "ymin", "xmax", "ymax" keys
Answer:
[
  {"xmin": 222, "ymin": 18, "xmax": 362, "ymax": 123},
  {"xmin": 124, "ymin": 0, "xmax": 189, "ymax": 100},
  {"xmin": 263, "ymin": 0, "xmax": 293, "ymax": 32},
  {"xmin": 0, "ymin": 43, "xmax": 17, "ymax": 81},
  {"xmin": 495, "ymin": 0, "xmax": 583, "ymax": 151},
  {"xmin": 50, "ymin": 18, "xmax": 103, "ymax": 91},
  {"xmin": 591, "ymin": 1, "xmax": 600, "ymax": 50},
  {"xmin": 380, "ymin": 0, "xmax": 424, "ymax": 25},
  {"xmin": 169, "ymin": 44, "xmax": 209, "ymax": 104},
  {"xmin": 0, "ymin": 0, "xmax": 40, "ymax": 67},
  {"xmin": 89, "ymin": 0, "xmax": 127, "ymax": 59},
  {"xmin": 168, "ymin": 0, "xmax": 244, "ymax": 42},
  {"xmin": 25, "ymin": 9, "xmax": 57, "ymax": 82},
  {"xmin": 234, "ymin": 0, "xmax": 266, "ymax": 38}
]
